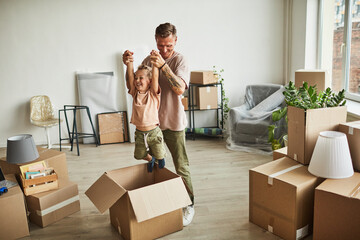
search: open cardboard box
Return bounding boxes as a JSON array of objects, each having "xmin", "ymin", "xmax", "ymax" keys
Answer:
[
  {"xmin": 313, "ymin": 173, "xmax": 360, "ymax": 240},
  {"xmin": 85, "ymin": 163, "xmax": 191, "ymax": 240},
  {"xmin": 287, "ymin": 106, "xmax": 347, "ymax": 165},
  {"xmin": 249, "ymin": 157, "xmax": 324, "ymax": 240}
]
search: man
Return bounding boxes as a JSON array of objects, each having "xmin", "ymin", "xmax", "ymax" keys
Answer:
[{"xmin": 122, "ymin": 22, "xmax": 195, "ymax": 226}]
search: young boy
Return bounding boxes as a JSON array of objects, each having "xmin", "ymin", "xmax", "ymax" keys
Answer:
[{"xmin": 125, "ymin": 51, "xmax": 165, "ymax": 172}]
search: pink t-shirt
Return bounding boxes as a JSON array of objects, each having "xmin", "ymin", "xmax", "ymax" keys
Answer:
[
  {"xmin": 129, "ymin": 89, "xmax": 160, "ymax": 129},
  {"xmin": 142, "ymin": 51, "xmax": 189, "ymax": 131}
]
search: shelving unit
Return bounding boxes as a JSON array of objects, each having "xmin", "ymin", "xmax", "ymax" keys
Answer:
[{"xmin": 186, "ymin": 82, "xmax": 224, "ymax": 139}]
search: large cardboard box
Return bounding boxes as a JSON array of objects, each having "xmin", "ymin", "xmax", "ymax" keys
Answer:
[
  {"xmin": 0, "ymin": 174, "xmax": 30, "ymax": 239},
  {"xmin": 339, "ymin": 121, "xmax": 360, "ymax": 171},
  {"xmin": 197, "ymin": 86, "xmax": 218, "ymax": 110},
  {"xmin": 0, "ymin": 147, "xmax": 69, "ymax": 181},
  {"xmin": 190, "ymin": 70, "xmax": 217, "ymax": 84},
  {"xmin": 273, "ymin": 147, "xmax": 288, "ymax": 160},
  {"xmin": 97, "ymin": 111, "xmax": 129, "ymax": 145},
  {"xmin": 287, "ymin": 106, "xmax": 347, "ymax": 165},
  {"xmin": 249, "ymin": 157, "xmax": 324, "ymax": 240},
  {"xmin": 295, "ymin": 70, "xmax": 329, "ymax": 91},
  {"xmin": 85, "ymin": 164, "xmax": 191, "ymax": 240},
  {"xmin": 26, "ymin": 180, "xmax": 80, "ymax": 227},
  {"xmin": 313, "ymin": 173, "xmax": 360, "ymax": 240}
]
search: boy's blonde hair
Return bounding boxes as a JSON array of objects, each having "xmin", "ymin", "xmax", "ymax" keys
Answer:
[{"xmin": 136, "ymin": 64, "xmax": 152, "ymax": 79}]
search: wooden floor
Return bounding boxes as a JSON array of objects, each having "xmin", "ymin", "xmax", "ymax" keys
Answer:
[{"xmin": 1, "ymin": 138, "xmax": 312, "ymax": 240}]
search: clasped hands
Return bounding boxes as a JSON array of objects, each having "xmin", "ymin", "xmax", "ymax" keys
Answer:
[{"xmin": 122, "ymin": 50, "xmax": 165, "ymax": 69}]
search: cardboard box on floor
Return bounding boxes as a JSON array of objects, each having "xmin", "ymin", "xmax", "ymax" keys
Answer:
[
  {"xmin": 85, "ymin": 164, "xmax": 191, "ymax": 240},
  {"xmin": 249, "ymin": 157, "xmax": 324, "ymax": 240},
  {"xmin": 0, "ymin": 147, "xmax": 69, "ymax": 181},
  {"xmin": 0, "ymin": 174, "xmax": 30, "ymax": 239},
  {"xmin": 287, "ymin": 106, "xmax": 347, "ymax": 165},
  {"xmin": 339, "ymin": 121, "xmax": 360, "ymax": 171},
  {"xmin": 197, "ymin": 86, "xmax": 218, "ymax": 110},
  {"xmin": 313, "ymin": 173, "xmax": 360, "ymax": 240},
  {"xmin": 190, "ymin": 71, "xmax": 217, "ymax": 84},
  {"xmin": 295, "ymin": 70, "xmax": 329, "ymax": 91},
  {"xmin": 273, "ymin": 147, "xmax": 288, "ymax": 160},
  {"xmin": 26, "ymin": 180, "xmax": 80, "ymax": 227}
]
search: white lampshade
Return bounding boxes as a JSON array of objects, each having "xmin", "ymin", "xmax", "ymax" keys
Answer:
[
  {"xmin": 308, "ymin": 131, "xmax": 353, "ymax": 179},
  {"xmin": 6, "ymin": 134, "xmax": 39, "ymax": 164}
]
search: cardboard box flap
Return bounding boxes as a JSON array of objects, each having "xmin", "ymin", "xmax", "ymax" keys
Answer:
[
  {"xmin": 128, "ymin": 177, "xmax": 191, "ymax": 223},
  {"xmin": 85, "ymin": 173, "xmax": 126, "ymax": 213},
  {"xmin": 316, "ymin": 173, "xmax": 360, "ymax": 199}
]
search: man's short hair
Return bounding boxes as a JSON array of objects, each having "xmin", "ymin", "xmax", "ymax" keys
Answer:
[
  {"xmin": 136, "ymin": 64, "xmax": 152, "ymax": 79},
  {"xmin": 155, "ymin": 22, "xmax": 177, "ymax": 38}
]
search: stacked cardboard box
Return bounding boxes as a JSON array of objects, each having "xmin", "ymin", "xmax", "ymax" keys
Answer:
[
  {"xmin": 294, "ymin": 70, "xmax": 329, "ymax": 92},
  {"xmin": 313, "ymin": 173, "xmax": 360, "ymax": 240},
  {"xmin": 26, "ymin": 180, "xmax": 80, "ymax": 227},
  {"xmin": 197, "ymin": 86, "xmax": 218, "ymax": 110},
  {"xmin": 339, "ymin": 121, "xmax": 360, "ymax": 171},
  {"xmin": 190, "ymin": 71, "xmax": 217, "ymax": 84},
  {"xmin": 0, "ymin": 174, "xmax": 30, "ymax": 239},
  {"xmin": 287, "ymin": 105, "xmax": 347, "ymax": 164},
  {"xmin": 249, "ymin": 157, "xmax": 324, "ymax": 240},
  {"xmin": 86, "ymin": 164, "xmax": 191, "ymax": 240},
  {"xmin": 273, "ymin": 147, "xmax": 287, "ymax": 160},
  {"xmin": 0, "ymin": 147, "xmax": 80, "ymax": 228}
]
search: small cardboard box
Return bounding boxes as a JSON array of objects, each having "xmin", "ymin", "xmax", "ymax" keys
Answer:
[
  {"xmin": 0, "ymin": 174, "xmax": 30, "ymax": 239},
  {"xmin": 295, "ymin": 70, "xmax": 329, "ymax": 92},
  {"xmin": 20, "ymin": 171, "xmax": 59, "ymax": 196},
  {"xmin": 287, "ymin": 106, "xmax": 347, "ymax": 165},
  {"xmin": 181, "ymin": 97, "xmax": 188, "ymax": 110},
  {"xmin": 0, "ymin": 147, "xmax": 69, "ymax": 181},
  {"xmin": 313, "ymin": 173, "xmax": 360, "ymax": 240},
  {"xmin": 273, "ymin": 147, "xmax": 288, "ymax": 160},
  {"xmin": 85, "ymin": 164, "xmax": 191, "ymax": 240},
  {"xmin": 190, "ymin": 71, "xmax": 217, "ymax": 84},
  {"xmin": 249, "ymin": 157, "xmax": 324, "ymax": 240},
  {"xmin": 26, "ymin": 180, "xmax": 80, "ymax": 227},
  {"xmin": 98, "ymin": 111, "xmax": 129, "ymax": 145},
  {"xmin": 339, "ymin": 121, "xmax": 360, "ymax": 171},
  {"xmin": 197, "ymin": 86, "xmax": 218, "ymax": 110}
]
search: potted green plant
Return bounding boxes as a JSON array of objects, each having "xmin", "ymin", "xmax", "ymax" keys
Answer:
[
  {"xmin": 213, "ymin": 66, "xmax": 230, "ymax": 129},
  {"xmin": 268, "ymin": 81, "xmax": 346, "ymax": 150}
]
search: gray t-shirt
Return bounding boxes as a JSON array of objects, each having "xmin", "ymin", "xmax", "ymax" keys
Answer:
[{"xmin": 142, "ymin": 51, "xmax": 189, "ymax": 131}]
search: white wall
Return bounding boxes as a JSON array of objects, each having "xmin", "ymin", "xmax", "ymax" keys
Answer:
[{"xmin": 0, "ymin": 0, "xmax": 285, "ymax": 146}]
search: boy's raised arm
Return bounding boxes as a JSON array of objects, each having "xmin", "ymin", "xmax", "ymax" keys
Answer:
[
  {"xmin": 152, "ymin": 65, "xmax": 159, "ymax": 94},
  {"xmin": 126, "ymin": 62, "xmax": 135, "ymax": 94}
]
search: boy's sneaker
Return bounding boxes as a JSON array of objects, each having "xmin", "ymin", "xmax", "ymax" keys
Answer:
[{"xmin": 182, "ymin": 205, "xmax": 195, "ymax": 226}]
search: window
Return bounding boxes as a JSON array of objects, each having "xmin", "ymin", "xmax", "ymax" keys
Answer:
[{"xmin": 331, "ymin": 0, "xmax": 360, "ymax": 101}]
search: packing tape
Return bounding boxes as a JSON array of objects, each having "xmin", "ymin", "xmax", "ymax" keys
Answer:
[
  {"xmin": 296, "ymin": 225, "xmax": 309, "ymax": 239},
  {"xmin": 268, "ymin": 164, "xmax": 302, "ymax": 185},
  {"xmin": 206, "ymin": 87, "xmax": 210, "ymax": 93},
  {"xmin": 268, "ymin": 217, "xmax": 274, "ymax": 233},
  {"xmin": 293, "ymin": 154, "xmax": 297, "ymax": 161},
  {"xmin": 36, "ymin": 195, "xmax": 80, "ymax": 216},
  {"xmin": 207, "ymin": 105, "xmax": 211, "ymax": 110},
  {"xmin": 349, "ymin": 127, "xmax": 354, "ymax": 135},
  {"xmin": 349, "ymin": 183, "xmax": 360, "ymax": 198}
]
